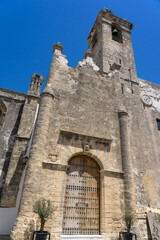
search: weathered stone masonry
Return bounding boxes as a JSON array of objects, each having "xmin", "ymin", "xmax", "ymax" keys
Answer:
[
  {"xmin": 0, "ymin": 9, "xmax": 160, "ymax": 240},
  {"xmin": 0, "ymin": 74, "xmax": 44, "ymax": 207}
]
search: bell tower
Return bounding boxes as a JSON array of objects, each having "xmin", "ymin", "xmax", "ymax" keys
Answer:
[{"xmin": 87, "ymin": 9, "xmax": 137, "ymax": 82}]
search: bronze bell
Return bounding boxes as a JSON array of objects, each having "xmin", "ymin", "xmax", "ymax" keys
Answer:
[{"xmin": 112, "ymin": 28, "xmax": 119, "ymax": 34}]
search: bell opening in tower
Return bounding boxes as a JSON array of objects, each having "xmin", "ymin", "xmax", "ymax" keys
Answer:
[{"xmin": 112, "ymin": 26, "xmax": 123, "ymax": 43}]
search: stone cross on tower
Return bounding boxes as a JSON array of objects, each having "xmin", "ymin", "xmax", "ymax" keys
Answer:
[{"xmin": 28, "ymin": 73, "xmax": 44, "ymax": 97}]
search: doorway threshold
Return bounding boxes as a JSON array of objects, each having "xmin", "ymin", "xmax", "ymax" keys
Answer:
[{"xmin": 61, "ymin": 235, "xmax": 103, "ymax": 240}]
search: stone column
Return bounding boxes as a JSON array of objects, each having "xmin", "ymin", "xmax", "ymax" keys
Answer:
[{"xmin": 118, "ymin": 111, "xmax": 134, "ymax": 208}]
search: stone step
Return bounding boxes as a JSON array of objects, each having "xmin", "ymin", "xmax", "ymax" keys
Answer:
[
  {"xmin": 61, "ymin": 235, "xmax": 103, "ymax": 240},
  {"xmin": 0, "ymin": 235, "xmax": 10, "ymax": 240}
]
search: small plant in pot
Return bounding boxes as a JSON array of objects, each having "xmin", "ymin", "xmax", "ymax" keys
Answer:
[
  {"xmin": 119, "ymin": 205, "xmax": 137, "ymax": 240},
  {"xmin": 32, "ymin": 198, "xmax": 53, "ymax": 240}
]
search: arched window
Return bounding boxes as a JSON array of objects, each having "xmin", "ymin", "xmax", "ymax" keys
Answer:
[
  {"xmin": 0, "ymin": 102, "xmax": 6, "ymax": 130},
  {"xmin": 62, "ymin": 155, "xmax": 100, "ymax": 235},
  {"xmin": 112, "ymin": 24, "xmax": 123, "ymax": 43}
]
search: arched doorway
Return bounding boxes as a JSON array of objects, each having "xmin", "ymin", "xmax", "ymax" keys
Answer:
[{"xmin": 62, "ymin": 155, "xmax": 100, "ymax": 235}]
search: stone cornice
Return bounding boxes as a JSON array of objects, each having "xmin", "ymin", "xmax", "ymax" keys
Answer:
[
  {"xmin": 100, "ymin": 169, "xmax": 124, "ymax": 178},
  {"xmin": 42, "ymin": 161, "xmax": 69, "ymax": 171},
  {"xmin": 101, "ymin": 17, "xmax": 132, "ymax": 34},
  {"xmin": 118, "ymin": 111, "xmax": 128, "ymax": 117},
  {"xmin": 60, "ymin": 130, "xmax": 112, "ymax": 144},
  {"xmin": 15, "ymin": 135, "xmax": 30, "ymax": 141},
  {"xmin": 0, "ymin": 88, "xmax": 40, "ymax": 102}
]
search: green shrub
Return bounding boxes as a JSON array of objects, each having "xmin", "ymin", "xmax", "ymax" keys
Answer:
[
  {"xmin": 33, "ymin": 199, "xmax": 53, "ymax": 232},
  {"xmin": 123, "ymin": 205, "xmax": 136, "ymax": 233}
]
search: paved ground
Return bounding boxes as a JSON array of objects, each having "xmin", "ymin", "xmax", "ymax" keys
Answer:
[{"xmin": 0, "ymin": 235, "xmax": 10, "ymax": 240}]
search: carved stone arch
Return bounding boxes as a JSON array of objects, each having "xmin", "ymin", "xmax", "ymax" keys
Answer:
[
  {"xmin": 63, "ymin": 154, "xmax": 101, "ymax": 235},
  {"xmin": 67, "ymin": 152, "xmax": 104, "ymax": 170},
  {"xmin": 0, "ymin": 102, "xmax": 7, "ymax": 129}
]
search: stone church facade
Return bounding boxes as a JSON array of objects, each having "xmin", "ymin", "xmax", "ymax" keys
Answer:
[{"xmin": 0, "ymin": 9, "xmax": 160, "ymax": 240}]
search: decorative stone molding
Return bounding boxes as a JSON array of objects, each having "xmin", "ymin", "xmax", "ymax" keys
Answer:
[
  {"xmin": 14, "ymin": 135, "xmax": 30, "ymax": 141},
  {"xmin": 59, "ymin": 130, "xmax": 112, "ymax": 146},
  {"xmin": 28, "ymin": 74, "xmax": 44, "ymax": 97},
  {"xmin": 48, "ymin": 152, "xmax": 59, "ymax": 162},
  {"xmin": 100, "ymin": 169, "xmax": 124, "ymax": 179},
  {"xmin": 41, "ymin": 83, "xmax": 54, "ymax": 99},
  {"xmin": 118, "ymin": 111, "xmax": 128, "ymax": 118},
  {"xmin": 84, "ymin": 142, "xmax": 90, "ymax": 153},
  {"xmin": 42, "ymin": 161, "xmax": 69, "ymax": 172}
]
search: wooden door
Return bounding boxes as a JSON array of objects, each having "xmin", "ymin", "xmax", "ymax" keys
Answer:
[{"xmin": 62, "ymin": 155, "xmax": 100, "ymax": 235}]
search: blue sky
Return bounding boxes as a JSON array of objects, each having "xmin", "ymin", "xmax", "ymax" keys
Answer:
[{"xmin": 0, "ymin": 0, "xmax": 160, "ymax": 93}]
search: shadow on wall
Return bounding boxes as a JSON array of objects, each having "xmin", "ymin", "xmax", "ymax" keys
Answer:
[
  {"xmin": 0, "ymin": 104, "xmax": 24, "ymax": 199},
  {"xmin": 0, "ymin": 166, "xmax": 26, "ymax": 234}
]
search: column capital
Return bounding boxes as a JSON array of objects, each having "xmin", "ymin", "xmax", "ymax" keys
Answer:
[
  {"xmin": 118, "ymin": 111, "xmax": 128, "ymax": 118},
  {"xmin": 41, "ymin": 84, "xmax": 54, "ymax": 99}
]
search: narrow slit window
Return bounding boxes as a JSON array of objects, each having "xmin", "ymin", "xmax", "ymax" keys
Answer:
[
  {"xmin": 121, "ymin": 83, "xmax": 124, "ymax": 94},
  {"xmin": 92, "ymin": 32, "xmax": 98, "ymax": 49},
  {"xmin": 156, "ymin": 119, "xmax": 160, "ymax": 131}
]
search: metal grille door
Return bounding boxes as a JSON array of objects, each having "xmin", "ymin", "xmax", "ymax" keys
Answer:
[{"xmin": 62, "ymin": 155, "xmax": 100, "ymax": 235}]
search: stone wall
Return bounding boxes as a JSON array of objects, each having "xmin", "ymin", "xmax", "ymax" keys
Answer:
[
  {"xmin": 0, "ymin": 74, "xmax": 42, "ymax": 207},
  {"xmin": 0, "ymin": 89, "xmax": 26, "ymax": 199},
  {"xmin": 8, "ymin": 38, "xmax": 160, "ymax": 239},
  {"xmin": 0, "ymin": 95, "xmax": 40, "ymax": 207},
  {"xmin": 9, "ymin": 48, "xmax": 126, "ymax": 239}
]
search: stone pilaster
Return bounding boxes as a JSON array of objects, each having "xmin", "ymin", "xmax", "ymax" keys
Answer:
[
  {"xmin": 10, "ymin": 86, "xmax": 54, "ymax": 240},
  {"xmin": 118, "ymin": 111, "xmax": 135, "ymax": 208},
  {"xmin": 99, "ymin": 170, "xmax": 105, "ymax": 234}
]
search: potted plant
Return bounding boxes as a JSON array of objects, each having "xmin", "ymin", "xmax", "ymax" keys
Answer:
[
  {"xmin": 119, "ymin": 205, "xmax": 137, "ymax": 240},
  {"xmin": 32, "ymin": 198, "xmax": 53, "ymax": 240}
]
